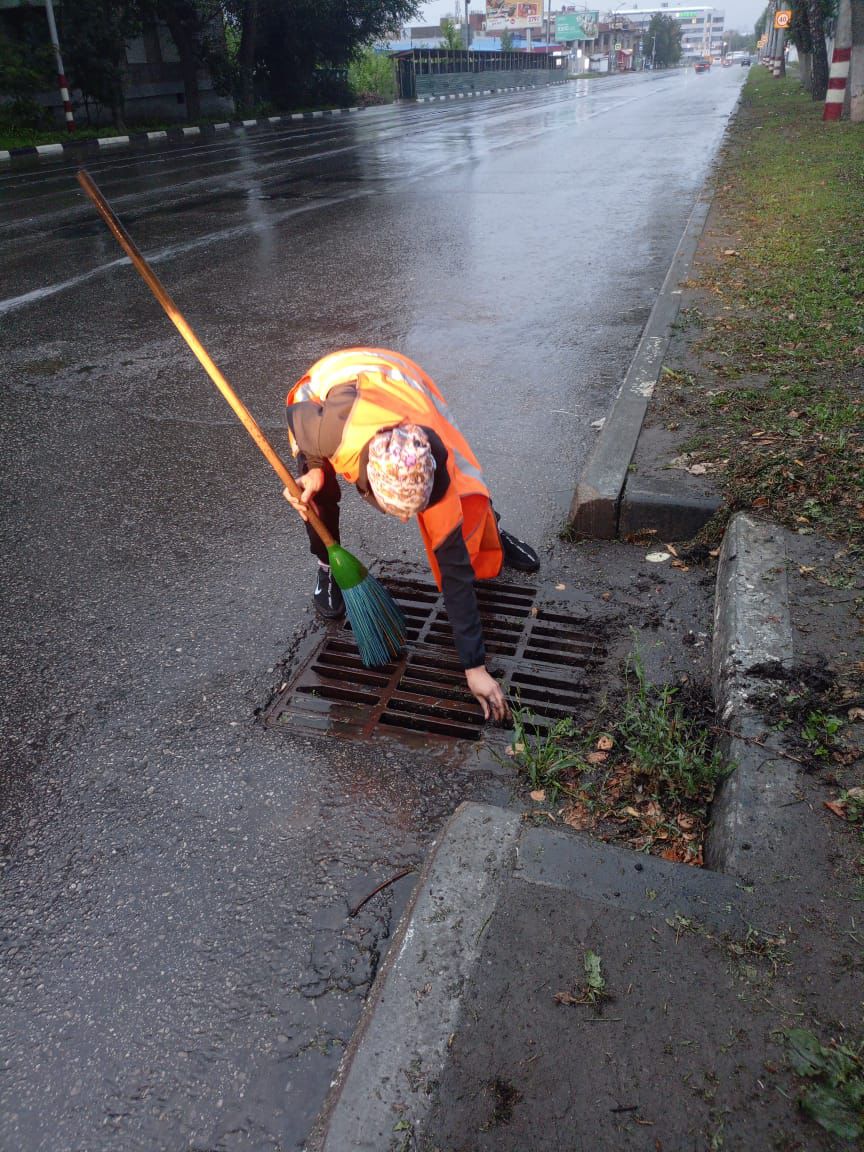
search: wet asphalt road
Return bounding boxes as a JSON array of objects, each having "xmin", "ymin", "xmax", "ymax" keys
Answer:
[{"xmin": 1, "ymin": 68, "xmax": 743, "ymax": 1151}]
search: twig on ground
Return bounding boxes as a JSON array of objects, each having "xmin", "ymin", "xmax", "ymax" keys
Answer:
[{"xmin": 348, "ymin": 867, "xmax": 416, "ymax": 917}]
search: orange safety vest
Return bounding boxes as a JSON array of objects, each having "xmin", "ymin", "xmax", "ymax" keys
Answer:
[{"xmin": 287, "ymin": 348, "xmax": 503, "ymax": 588}]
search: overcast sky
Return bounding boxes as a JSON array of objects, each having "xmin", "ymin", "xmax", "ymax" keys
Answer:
[{"xmin": 414, "ymin": 0, "xmax": 764, "ymax": 34}]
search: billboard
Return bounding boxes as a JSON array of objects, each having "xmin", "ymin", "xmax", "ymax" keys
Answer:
[
  {"xmin": 486, "ymin": 1, "xmax": 542, "ymax": 31},
  {"xmin": 554, "ymin": 11, "xmax": 598, "ymax": 39}
]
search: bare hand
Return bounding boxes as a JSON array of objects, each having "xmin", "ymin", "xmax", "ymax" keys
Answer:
[
  {"xmin": 465, "ymin": 666, "xmax": 510, "ymax": 723},
  {"xmin": 283, "ymin": 468, "xmax": 325, "ymax": 522}
]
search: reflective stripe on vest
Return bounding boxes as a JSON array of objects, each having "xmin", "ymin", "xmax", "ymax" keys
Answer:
[{"xmin": 286, "ymin": 349, "xmax": 503, "ymax": 586}]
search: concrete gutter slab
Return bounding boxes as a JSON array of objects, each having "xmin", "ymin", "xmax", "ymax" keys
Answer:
[{"xmin": 312, "ymin": 802, "xmax": 750, "ymax": 1151}]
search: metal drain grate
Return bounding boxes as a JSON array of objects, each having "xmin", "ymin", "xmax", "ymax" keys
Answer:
[{"xmin": 264, "ymin": 577, "xmax": 608, "ymax": 741}]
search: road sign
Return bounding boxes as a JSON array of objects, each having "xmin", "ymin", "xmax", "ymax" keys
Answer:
[
  {"xmin": 774, "ymin": 9, "xmax": 792, "ymax": 28},
  {"xmin": 758, "ymin": 34, "xmax": 768, "ymax": 46},
  {"xmin": 614, "ymin": 41, "xmax": 622, "ymax": 50}
]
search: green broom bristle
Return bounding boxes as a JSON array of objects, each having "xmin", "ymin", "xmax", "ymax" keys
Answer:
[
  {"xmin": 324, "ymin": 543, "xmax": 406, "ymax": 667},
  {"xmin": 342, "ymin": 575, "xmax": 407, "ymax": 667}
]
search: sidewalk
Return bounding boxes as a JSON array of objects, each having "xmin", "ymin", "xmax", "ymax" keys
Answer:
[{"xmin": 308, "ymin": 82, "xmax": 864, "ymax": 1151}]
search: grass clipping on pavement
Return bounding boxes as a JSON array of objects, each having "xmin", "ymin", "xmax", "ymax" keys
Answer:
[{"xmin": 665, "ymin": 67, "xmax": 864, "ymax": 549}]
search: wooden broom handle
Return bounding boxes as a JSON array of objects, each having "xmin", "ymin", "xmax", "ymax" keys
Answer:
[{"xmin": 75, "ymin": 168, "xmax": 336, "ymax": 549}]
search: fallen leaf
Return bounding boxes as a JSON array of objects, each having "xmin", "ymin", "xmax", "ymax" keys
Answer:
[
  {"xmin": 723, "ymin": 248, "xmax": 739, "ymax": 256},
  {"xmin": 530, "ymin": 605, "xmax": 539, "ymax": 617},
  {"xmin": 597, "ymin": 735, "xmax": 614, "ymax": 751},
  {"xmin": 586, "ymin": 751, "xmax": 608, "ymax": 764},
  {"xmin": 505, "ymin": 741, "xmax": 526, "ymax": 758},
  {"xmin": 824, "ymin": 800, "xmax": 848, "ymax": 820},
  {"xmin": 554, "ymin": 991, "xmax": 580, "ymax": 1005},
  {"xmin": 623, "ymin": 806, "xmax": 642, "ymax": 819},
  {"xmin": 555, "ymin": 582, "xmax": 566, "ymax": 591},
  {"xmin": 848, "ymin": 707, "xmax": 864, "ymax": 722},
  {"xmin": 668, "ymin": 454, "xmax": 693, "ymax": 470},
  {"xmin": 530, "ymin": 789, "xmax": 546, "ymax": 802},
  {"xmin": 563, "ymin": 808, "xmax": 593, "ymax": 830},
  {"xmin": 602, "ymin": 591, "xmax": 613, "ymax": 601},
  {"xmin": 671, "ymin": 559, "xmax": 690, "ymax": 571},
  {"xmin": 688, "ymin": 463, "xmax": 709, "ymax": 475},
  {"xmin": 677, "ymin": 814, "xmax": 696, "ymax": 830}
]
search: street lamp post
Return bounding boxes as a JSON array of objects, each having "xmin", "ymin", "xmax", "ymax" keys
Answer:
[
  {"xmin": 651, "ymin": 32, "xmax": 657, "ymax": 69},
  {"xmin": 465, "ymin": 0, "xmax": 470, "ymax": 50}
]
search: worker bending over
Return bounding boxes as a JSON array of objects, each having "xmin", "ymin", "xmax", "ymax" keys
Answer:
[{"xmin": 284, "ymin": 348, "xmax": 539, "ymax": 723}]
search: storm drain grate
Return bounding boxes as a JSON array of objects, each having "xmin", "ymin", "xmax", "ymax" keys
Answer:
[{"xmin": 264, "ymin": 577, "xmax": 609, "ymax": 741}]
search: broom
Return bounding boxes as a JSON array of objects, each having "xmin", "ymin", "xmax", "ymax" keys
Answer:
[{"xmin": 76, "ymin": 168, "xmax": 407, "ymax": 668}]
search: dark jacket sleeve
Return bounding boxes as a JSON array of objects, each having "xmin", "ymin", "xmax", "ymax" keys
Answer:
[{"xmin": 435, "ymin": 526, "xmax": 486, "ymax": 670}]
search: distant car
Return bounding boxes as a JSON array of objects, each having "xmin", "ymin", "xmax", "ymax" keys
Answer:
[
  {"xmin": 694, "ymin": 59, "xmax": 710, "ymax": 72},
  {"xmin": 740, "ymin": 56, "xmax": 752, "ymax": 66}
]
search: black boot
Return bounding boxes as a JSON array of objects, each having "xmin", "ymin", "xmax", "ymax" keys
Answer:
[
  {"xmin": 313, "ymin": 565, "xmax": 345, "ymax": 620},
  {"xmin": 500, "ymin": 529, "xmax": 540, "ymax": 573}
]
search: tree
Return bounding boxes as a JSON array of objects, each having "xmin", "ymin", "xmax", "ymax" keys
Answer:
[
  {"xmin": 146, "ymin": 0, "xmax": 230, "ymax": 123},
  {"xmin": 440, "ymin": 16, "xmax": 462, "ymax": 49},
  {"xmin": 500, "ymin": 27, "xmax": 514, "ymax": 50},
  {"xmin": 348, "ymin": 45, "xmax": 396, "ymax": 104},
  {"xmin": 645, "ymin": 12, "xmax": 682, "ymax": 68},
  {"xmin": 789, "ymin": 0, "xmax": 815, "ymax": 91},
  {"xmin": 253, "ymin": 0, "xmax": 418, "ymax": 112},
  {"xmin": 0, "ymin": 16, "xmax": 55, "ymax": 134},
  {"xmin": 805, "ymin": 0, "xmax": 831, "ymax": 99},
  {"xmin": 60, "ymin": 0, "xmax": 140, "ymax": 130}
]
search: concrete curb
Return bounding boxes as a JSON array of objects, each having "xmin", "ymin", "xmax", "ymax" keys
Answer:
[
  {"xmin": 704, "ymin": 513, "xmax": 800, "ymax": 878},
  {"xmin": 569, "ymin": 194, "xmax": 712, "ymax": 540},
  {"xmin": 0, "ymin": 107, "xmax": 362, "ymax": 165},
  {"xmin": 311, "ymin": 803, "xmax": 523, "ymax": 1152},
  {"xmin": 417, "ymin": 80, "xmax": 568, "ymax": 102}
]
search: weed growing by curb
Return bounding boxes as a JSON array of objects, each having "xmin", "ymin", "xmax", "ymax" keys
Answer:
[
  {"xmin": 781, "ymin": 1028, "xmax": 864, "ymax": 1143},
  {"xmin": 507, "ymin": 647, "xmax": 728, "ymax": 865}
]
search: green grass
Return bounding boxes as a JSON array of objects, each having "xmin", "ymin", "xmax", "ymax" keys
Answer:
[
  {"xmin": 612, "ymin": 650, "xmax": 726, "ymax": 800},
  {"xmin": 671, "ymin": 66, "xmax": 864, "ymax": 548},
  {"xmin": 507, "ymin": 642, "xmax": 729, "ymax": 865},
  {"xmin": 506, "ymin": 709, "xmax": 582, "ymax": 801},
  {"xmin": 782, "ymin": 1028, "xmax": 864, "ymax": 1142}
]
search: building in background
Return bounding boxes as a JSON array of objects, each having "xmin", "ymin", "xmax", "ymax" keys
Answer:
[
  {"xmin": 392, "ymin": 4, "xmax": 723, "ymax": 68},
  {"xmin": 612, "ymin": 6, "xmax": 726, "ymax": 62}
]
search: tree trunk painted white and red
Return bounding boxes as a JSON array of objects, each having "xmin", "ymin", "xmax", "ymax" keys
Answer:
[{"xmin": 824, "ymin": 0, "xmax": 852, "ymax": 119}]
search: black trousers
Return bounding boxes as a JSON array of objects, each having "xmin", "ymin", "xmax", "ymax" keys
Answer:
[{"xmin": 299, "ymin": 455, "xmax": 341, "ymax": 564}]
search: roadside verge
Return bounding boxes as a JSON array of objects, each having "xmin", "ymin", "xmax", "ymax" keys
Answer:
[{"xmin": 0, "ymin": 107, "xmax": 361, "ymax": 165}]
